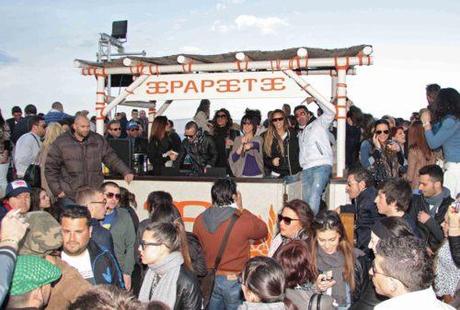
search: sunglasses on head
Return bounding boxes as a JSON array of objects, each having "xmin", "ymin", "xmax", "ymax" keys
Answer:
[
  {"xmin": 272, "ymin": 117, "xmax": 284, "ymax": 123},
  {"xmin": 217, "ymin": 114, "xmax": 227, "ymax": 118},
  {"xmin": 375, "ymin": 130, "xmax": 389, "ymax": 135},
  {"xmin": 105, "ymin": 192, "xmax": 121, "ymax": 199},
  {"xmin": 314, "ymin": 217, "xmax": 339, "ymax": 226},
  {"xmin": 278, "ymin": 214, "xmax": 300, "ymax": 225}
]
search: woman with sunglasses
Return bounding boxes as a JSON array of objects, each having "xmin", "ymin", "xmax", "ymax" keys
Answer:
[
  {"xmin": 262, "ymin": 109, "xmax": 301, "ymax": 181},
  {"xmin": 360, "ymin": 119, "xmax": 402, "ymax": 186},
  {"xmin": 239, "ymin": 256, "xmax": 296, "ymax": 310},
  {"xmin": 147, "ymin": 116, "xmax": 181, "ymax": 175},
  {"xmin": 229, "ymin": 114, "xmax": 264, "ymax": 177},
  {"xmin": 310, "ymin": 211, "xmax": 370, "ymax": 309},
  {"xmin": 421, "ymin": 87, "xmax": 460, "ymax": 197},
  {"xmin": 211, "ymin": 108, "xmax": 240, "ymax": 175},
  {"xmin": 138, "ymin": 222, "xmax": 202, "ymax": 309},
  {"xmin": 268, "ymin": 199, "xmax": 314, "ymax": 257}
]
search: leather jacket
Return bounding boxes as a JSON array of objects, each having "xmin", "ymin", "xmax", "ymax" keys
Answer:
[
  {"xmin": 262, "ymin": 129, "xmax": 301, "ymax": 177},
  {"xmin": 174, "ymin": 265, "xmax": 203, "ymax": 310},
  {"xmin": 178, "ymin": 129, "xmax": 218, "ymax": 173}
]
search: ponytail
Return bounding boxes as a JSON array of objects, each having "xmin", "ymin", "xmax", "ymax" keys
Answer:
[{"xmin": 173, "ymin": 219, "xmax": 194, "ymax": 272}]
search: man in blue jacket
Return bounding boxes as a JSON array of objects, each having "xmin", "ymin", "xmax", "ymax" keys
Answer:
[
  {"xmin": 44, "ymin": 101, "xmax": 72, "ymax": 125},
  {"xmin": 59, "ymin": 205, "xmax": 124, "ymax": 288}
]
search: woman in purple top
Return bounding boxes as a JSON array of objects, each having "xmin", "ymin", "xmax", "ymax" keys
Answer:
[{"xmin": 228, "ymin": 114, "xmax": 264, "ymax": 177}]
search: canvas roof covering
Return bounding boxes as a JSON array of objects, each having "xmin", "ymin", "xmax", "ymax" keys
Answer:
[{"xmin": 76, "ymin": 44, "xmax": 371, "ymax": 68}]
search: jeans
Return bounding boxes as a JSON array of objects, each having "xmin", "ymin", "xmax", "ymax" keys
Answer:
[
  {"xmin": 301, "ymin": 165, "xmax": 332, "ymax": 215},
  {"xmin": 208, "ymin": 275, "xmax": 242, "ymax": 310},
  {"xmin": 283, "ymin": 172, "xmax": 300, "ymax": 184}
]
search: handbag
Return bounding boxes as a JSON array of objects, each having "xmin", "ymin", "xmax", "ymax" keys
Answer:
[
  {"xmin": 23, "ymin": 135, "xmax": 41, "ymax": 187},
  {"xmin": 201, "ymin": 211, "xmax": 240, "ymax": 309}
]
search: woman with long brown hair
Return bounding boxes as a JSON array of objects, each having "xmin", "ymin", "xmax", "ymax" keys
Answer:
[
  {"xmin": 147, "ymin": 116, "xmax": 181, "ymax": 175},
  {"xmin": 268, "ymin": 199, "xmax": 314, "ymax": 257},
  {"xmin": 406, "ymin": 120, "xmax": 436, "ymax": 190},
  {"xmin": 262, "ymin": 109, "xmax": 301, "ymax": 181},
  {"xmin": 310, "ymin": 211, "xmax": 369, "ymax": 309}
]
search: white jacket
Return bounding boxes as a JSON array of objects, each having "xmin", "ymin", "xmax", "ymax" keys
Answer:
[
  {"xmin": 298, "ymin": 104, "xmax": 335, "ymax": 170},
  {"xmin": 375, "ymin": 287, "xmax": 454, "ymax": 310}
]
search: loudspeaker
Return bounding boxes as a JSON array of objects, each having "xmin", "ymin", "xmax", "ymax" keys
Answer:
[{"xmin": 112, "ymin": 20, "xmax": 128, "ymax": 39}]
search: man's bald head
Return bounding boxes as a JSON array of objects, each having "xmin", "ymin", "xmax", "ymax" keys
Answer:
[{"xmin": 73, "ymin": 115, "xmax": 91, "ymax": 140}]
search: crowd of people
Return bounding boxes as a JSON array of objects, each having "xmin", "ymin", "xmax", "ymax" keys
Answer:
[{"xmin": 0, "ymin": 83, "xmax": 459, "ymax": 309}]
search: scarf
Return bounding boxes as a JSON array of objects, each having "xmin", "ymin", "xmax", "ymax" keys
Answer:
[
  {"xmin": 138, "ymin": 251, "xmax": 184, "ymax": 308},
  {"xmin": 316, "ymin": 246, "xmax": 349, "ymax": 307}
]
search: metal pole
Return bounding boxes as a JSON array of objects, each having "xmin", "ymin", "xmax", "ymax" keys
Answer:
[{"xmin": 335, "ymin": 69, "xmax": 347, "ymax": 178}]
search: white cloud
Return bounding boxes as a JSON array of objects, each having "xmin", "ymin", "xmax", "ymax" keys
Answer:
[
  {"xmin": 234, "ymin": 15, "xmax": 288, "ymax": 34},
  {"xmin": 211, "ymin": 20, "xmax": 233, "ymax": 33},
  {"xmin": 216, "ymin": 3, "xmax": 226, "ymax": 11}
]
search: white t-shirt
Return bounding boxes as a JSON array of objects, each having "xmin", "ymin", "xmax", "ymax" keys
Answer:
[{"xmin": 61, "ymin": 249, "xmax": 95, "ymax": 284}]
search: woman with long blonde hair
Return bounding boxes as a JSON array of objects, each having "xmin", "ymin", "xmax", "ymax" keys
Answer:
[
  {"xmin": 262, "ymin": 109, "xmax": 301, "ymax": 181},
  {"xmin": 38, "ymin": 122, "xmax": 64, "ymax": 202}
]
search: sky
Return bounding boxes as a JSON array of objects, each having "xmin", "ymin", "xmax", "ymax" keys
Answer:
[{"xmin": 1, "ymin": 0, "xmax": 459, "ymax": 123}]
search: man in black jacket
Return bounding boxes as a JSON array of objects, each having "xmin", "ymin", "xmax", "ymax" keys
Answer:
[
  {"xmin": 59, "ymin": 206, "xmax": 125, "ymax": 288},
  {"xmin": 409, "ymin": 164, "xmax": 453, "ymax": 252},
  {"xmin": 6, "ymin": 106, "xmax": 22, "ymax": 137},
  {"xmin": 10, "ymin": 104, "xmax": 37, "ymax": 145},
  {"xmin": 341, "ymin": 167, "xmax": 382, "ymax": 256},
  {"xmin": 178, "ymin": 121, "xmax": 217, "ymax": 174}
]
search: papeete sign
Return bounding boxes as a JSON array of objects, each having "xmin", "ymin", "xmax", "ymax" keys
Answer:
[{"xmin": 126, "ymin": 71, "xmax": 305, "ymax": 101}]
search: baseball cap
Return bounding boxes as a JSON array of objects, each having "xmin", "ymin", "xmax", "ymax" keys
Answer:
[
  {"xmin": 10, "ymin": 255, "xmax": 62, "ymax": 296},
  {"xmin": 5, "ymin": 180, "xmax": 31, "ymax": 198},
  {"xmin": 127, "ymin": 121, "xmax": 140, "ymax": 129}
]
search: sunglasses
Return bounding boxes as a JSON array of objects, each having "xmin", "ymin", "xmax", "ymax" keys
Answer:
[
  {"xmin": 105, "ymin": 192, "xmax": 121, "ymax": 199},
  {"xmin": 375, "ymin": 130, "xmax": 389, "ymax": 135},
  {"xmin": 314, "ymin": 217, "xmax": 339, "ymax": 226},
  {"xmin": 110, "ymin": 127, "xmax": 121, "ymax": 131},
  {"xmin": 278, "ymin": 214, "xmax": 300, "ymax": 225},
  {"xmin": 242, "ymin": 122, "xmax": 252, "ymax": 126},
  {"xmin": 139, "ymin": 240, "xmax": 163, "ymax": 250},
  {"xmin": 129, "ymin": 128, "xmax": 140, "ymax": 131},
  {"xmin": 217, "ymin": 114, "xmax": 227, "ymax": 119},
  {"xmin": 272, "ymin": 117, "xmax": 284, "ymax": 123}
]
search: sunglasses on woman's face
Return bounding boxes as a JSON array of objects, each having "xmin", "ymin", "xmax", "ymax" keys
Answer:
[
  {"xmin": 272, "ymin": 117, "xmax": 284, "ymax": 123},
  {"xmin": 375, "ymin": 130, "xmax": 389, "ymax": 135},
  {"xmin": 278, "ymin": 214, "xmax": 300, "ymax": 225},
  {"xmin": 105, "ymin": 192, "xmax": 121, "ymax": 199},
  {"xmin": 217, "ymin": 114, "xmax": 227, "ymax": 119}
]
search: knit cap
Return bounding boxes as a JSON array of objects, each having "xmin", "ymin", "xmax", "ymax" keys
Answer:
[
  {"xmin": 10, "ymin": 255, "xmax": 62, "ymax": 296},
  {"xmin": 19, "ymin": 211, "xmax": 63, "ymax": 257}
]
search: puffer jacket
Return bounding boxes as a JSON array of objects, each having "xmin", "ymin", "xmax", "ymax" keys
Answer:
[
  {"xmin": 177, "ymin": 129, "xmax": 218, "ymax": 173},
  {"xmin": 173, "ymin": 265, "xmax": 203, "ymax": 310},
  {"xmin": 262, "ymin": 129, "xmax": 301, "ymax": 177},
  {"xmin": 45, "ymin": 130, "xmax": 131, "ymax": 199},
  {"xmin": 87, "ymin": 240, "xmax": 125, "ymax": 288}
]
